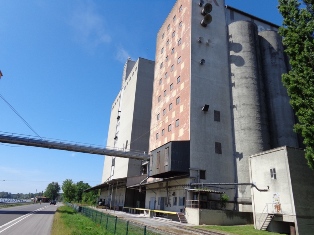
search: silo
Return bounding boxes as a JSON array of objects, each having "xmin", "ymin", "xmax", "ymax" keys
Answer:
[
  {"xmin": 259, "ymin": 30, "xmax": 299, "ymax": 148},
  {"xmin": 229, "ymin": 21, "xmax": 270, "ymax": 211}
]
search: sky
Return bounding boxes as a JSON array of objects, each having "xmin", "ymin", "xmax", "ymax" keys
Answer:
[{"xmin": 0, "ymin": 0, "xmax": 283, "ymax": 194}]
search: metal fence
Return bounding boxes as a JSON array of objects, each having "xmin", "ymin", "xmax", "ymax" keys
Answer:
[{"xmin": 68, "ymin": 204, "xmax": 162, "ymax": 235}]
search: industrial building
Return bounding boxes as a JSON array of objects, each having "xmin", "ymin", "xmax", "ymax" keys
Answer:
[{"xmin": 95, "ymin": 1, "xmax": 314, "ymax": 234}]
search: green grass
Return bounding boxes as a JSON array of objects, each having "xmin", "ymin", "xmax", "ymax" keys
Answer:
[
  {"xmin": 51, "ymin": 206, "xmax": 111, "ymax": 235},
  {"xmin": 196, "ymin": 225, "xmax": 282, "ymax": 235},
  {"xmin": 52, "ymin": 206, "xmax": 160, "ymax": 235}
]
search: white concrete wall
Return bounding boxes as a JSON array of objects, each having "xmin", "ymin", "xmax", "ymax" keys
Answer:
[{"xmin": 190, "ymin": 0, "xmax": 235, "ymax": 197}]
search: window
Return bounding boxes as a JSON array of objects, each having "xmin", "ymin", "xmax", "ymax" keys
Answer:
[
  {"xmin": 171, "ymin": 48, "xmax": 175, "ymax": 54},
  {"xmin": 215, "ymin": 142, "xmax": 222, "ymax": 154},
  {"xmin": 178, "ymin": 38, "xmax": 182, "ymax": 45},
  {"xmin": 165, "ymin": 147, "xmax": 169, "ymax": 166},
  {"xmin": 157, "ymin": 113, "xmax": 160, "ymax": 120},
  {"xmin": 214, "ymin": 110, "xmax": 220, "ymax": 122},
  {"xmin": 179, "ymin": 21, "xmax": 183, "ymax": 28},
  {"xmin": 165, "ymin": 55, "xmax": 168, "ymax": 62},
  {"xmin": 164, "ymin": 90, "xmax": 167, "ymax": 97},
  {"xmin": 172, "ymin": 31, "xmax": 175, "ymax": 38},
  {"xmin": 170, "ymin": 83, "xmax": 173, "ymax": 90},
  {"xmin": 200, "ymin": 170, "xmax": 206, "ymax": 180},
  {"xmin": 177, "ymin": 76, "xmax": 181, "ymax": 83},
  {"xmin": 177, "ymin": 56, "xmax": 181, "ymax": 64},
  {"xmin": 165, "ymin": 72, "xmax": 168, "ymax": 79},
  {"xmin": 157, "ymin": 151, "xmax": 160, "ymax": 169},
  {"xmin": 168, "ymin": 124, "xmax": 172, "ymax": 131},
  {"xmin": 166, "ymin": 39, "xmax": 169, "ymax": 45},
  {"xmin": 159, "ymin": 78, "xmax": 162, "ymax": 85},
  {"xmin": 167, "ymin": 24, "xmax": 170, "ymax": 30},
  {"xmin": 173, "ymin": 197, "xmax": 177, "ymax": 206},
  {"xmin": 169, "ymin": 103, "xmax": 173, "ymax": 110},
  {"xmin": 171, "ymin": 64, "xmax": 174, "ymax": 71},
  {"xmin": 163, "ymin": 109, "xmax": 166, "ymax": 115},
  {"xmin": 176, "ymin": 96, "xmax": 180, "ymax": 104},
  {"xmin": 270, "ymin": 168, "xmax": 277, "ymax": 179},
  {"xmin": 179, "ymin": 197, "xmax": 185, "ymax": 206},
  {"xmin": 175, "ymin": 119, "xmax": 179, "ymax": 127},
  {"xmin": 160, "ymin": 62, "xmax": 163, "ymax": 69},
  {"xmin": 179, "ymin": 5, "xmax": 183, "ymax": 12},
  {"xmin": 158, "ymin": 95, "xmax": 161, "ymax": 102},
  {"xmin": 161, "ymin": 47, "xmax": 164, "ymax": 54},
  {"xmin": 162, "ymin": 33, "xmax": 164, "ymax": 39},
  {"xmin": 156, "ymin": 133, "xmax": 159, "ymax": 140},
  {"xmin": 162, "ymin": 129, "xmax": 165, "ymax": 136},
  {"xmin": 173, "ymin": 15, "xmax": 176, "ymax": 22}
]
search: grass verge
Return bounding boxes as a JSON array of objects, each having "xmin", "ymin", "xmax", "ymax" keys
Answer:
[
  {"xmin": 51, "ymin": 206, "xmax": 110, "ymax": 235},
  {"xmin": 196, "ymin": 225, "xmax": 281, "ymax": 235}
]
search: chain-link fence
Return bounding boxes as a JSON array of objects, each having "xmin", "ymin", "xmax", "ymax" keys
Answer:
[{"xmin": 68, "ymin": 204, "xmax": 163, "ymax": 235}]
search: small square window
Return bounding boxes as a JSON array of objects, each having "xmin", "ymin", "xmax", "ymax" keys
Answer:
[
  {"xmin": 168, "ymin": 124, "xmax": 172, "ymax": 132},
  {"xmin": 171, "ymin": 48, "xmax": 175, "ymax": 54},
  {"xmin": 171, "ymin": 64, "xmax": 174, "ymax": 71},
  {"xmin": 165, "ymin": 55, "xmax": 168, "ymax": 62},
  {"xmin": 177, "ymin": 76, "xmax": 181, "ymax": 83},
  {"xmin": 178, "ymin": 38, "xmax": 182, "ymax": 45},
  {"xmin": 161, "ymin": 47, "xmax": 164, "ymax": 54},
  {"xmin": 169, "ymin": 103, "xmax": 173, "ymax": 110},
  {"xmin": 172, "ymin": 31, "xmax": 175, "ymax": 37},
  {"xmin": 173, "ymin": 15, "xmax": 176, "ymax": 22},
  {"xmin": 214, "ymin": 110, "xmax": 220, "ymax": 122},
  {"xmin": 179, "ymin": 21, "xmax": 183, "ymax": 28},
  {"xmin": 160, "ymin": 62, "xmax": 163, "ymax": 69},
  {"xmin": 163, "ymin": 109, "xmax": 166, "ymax": 115},
  {"xmin": 162, "ymin": 33, "xmax": 164, "ymax": 39},
  {"xmin": 215, "ymin": 142, "xmax": 222, "ymax": 154},
  {"xmin": 166, "ymin": 39, "xmax": 169, "ymax": 45},
  {"xmin": 156, "ymin": 133, "xmax": 159, "ymax": 140},
  {"xmin": 165, "ymin": 72, "xmax": 168, "ymax": 79},
  {"xmin": 167, "ymin": 24, "xmax": 170, "ymax": 30},
  {"xmin": 158, "ymin": 95, "xmax": 161, "ymax": 102},
  {"xmin": 177, "ymin": 56, "xmax": 181, "ymax": 64},
  {"xmin": 179, "ymin": 5, "xmax": 183, "ymax": 12},
  {"xmin": 159, "ymin": 78, "xmax": 162, "ymax": 85},
  {"xmin": 176, "ymin": 96, "xmax": 180, "ymax": 104},
  {"xmin": 157, "ymin": 113, "xmax": 160, "ymax": 120},
  {"xmin": 270, "ymin": 168, "xmax": 277, "ymax": 179},
  {"xmin": 164, "ymin": 90, "xmax": 167, "ymax": 96},
  {"xmin": 162, "ymin": 129, "xmax": 165, "ymax": 136},
  {"xmin": 170, "ymin": 83, "xmax": 173, "ymax": 90},
  {"xmin": 200, "ymin": 170, "xmax": 206, "ymax": 180},
  {"xmin": 175, "ymin": 119, "xmax": 179, "ymax": 127}
]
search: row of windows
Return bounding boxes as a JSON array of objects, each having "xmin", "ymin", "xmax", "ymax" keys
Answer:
[
  {"xmin": 159, "ymin": 75, "xmax": 181, "ymax": 89},
  {"xmin": 157, "ymin": 97, "xmax": 181, "ymax": 120},
  {"xmin": 156, "ymin": 119, "xmax": 180, "ymax": 139},
  {"xmin": 161, "ymin": 38, "xmax": 182, "ymax": 55},
  {"xmin": 161, "ymin": 4, "xmax": 183, "ymax": 40}
]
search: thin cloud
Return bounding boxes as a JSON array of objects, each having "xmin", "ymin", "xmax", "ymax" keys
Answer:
[
  {"xmin": 69, "ymin": 1, "xmax": 111, "ymax": 51},
  {"xmin": 115, "ymin": 46, "xmax": 131, "ymax": 63}
]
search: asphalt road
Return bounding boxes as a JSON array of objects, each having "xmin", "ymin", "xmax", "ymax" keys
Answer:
[{"xmin": 0, "ymin": 203, "xmax": 59, "ymax": 235}]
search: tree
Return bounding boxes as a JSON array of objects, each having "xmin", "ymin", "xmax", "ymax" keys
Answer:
[
  {"xmin": 44, "ymin": 182, "xmax": 60, "ymax": 200},
  {"xmin": 82, "ymin": 190, "xmax": 99, "ymax": 205},
  {"xmin": 62, "ymin": 179, "xmax": 76, "ymax": 202},
  {"xmin": 278, "ymin": 0, "xmax": 314, "ymax": 168},
  {"xmin": 75, "ymin": 181, "xmax": 90, "ymax": 202}
]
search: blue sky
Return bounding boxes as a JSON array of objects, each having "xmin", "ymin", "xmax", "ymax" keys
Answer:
[{"xmin": 0, "ymin": 0, "xmax": 282, "ymax": 194}]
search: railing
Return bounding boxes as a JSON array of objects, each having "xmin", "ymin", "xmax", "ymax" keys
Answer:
[
  {"xmin": 67, "ymin": 204, "xmax": 165, "ymax": 235},
  {"xmin": 186, "ymin": 200, "xmax": 219, "ymax": 209},
  {"xmin": 258, "ymin": 203, "xmax": 281, "ymax": 230}
]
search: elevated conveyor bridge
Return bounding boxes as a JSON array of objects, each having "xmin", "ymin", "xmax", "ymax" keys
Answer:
[{"xmin": 0, "ymin": 133, "xmax": 150, "ymax": 160}]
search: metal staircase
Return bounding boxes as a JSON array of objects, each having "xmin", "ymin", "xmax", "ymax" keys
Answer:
[
  {"xmin": 260, "ymin": 213, "xmax": 274, "ymax": 231},
  {"xmin": 177, "ymin": 212, "xmax": 187, "ymax": 223}
]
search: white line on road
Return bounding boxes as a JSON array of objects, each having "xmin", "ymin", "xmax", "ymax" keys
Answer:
[{"xmin": 0, "ymin": 206, "xmax": 48, "ymax": 233}]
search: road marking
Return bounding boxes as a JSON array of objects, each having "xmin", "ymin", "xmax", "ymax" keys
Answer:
[{"xmin": 0, "ymin": 206, "xmax": 48, "ymax": 233}]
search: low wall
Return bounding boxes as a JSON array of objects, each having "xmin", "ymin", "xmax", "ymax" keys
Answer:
[{"xmin": 186, "ymin": 208, "xmax": 253, "ymax": 225}]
